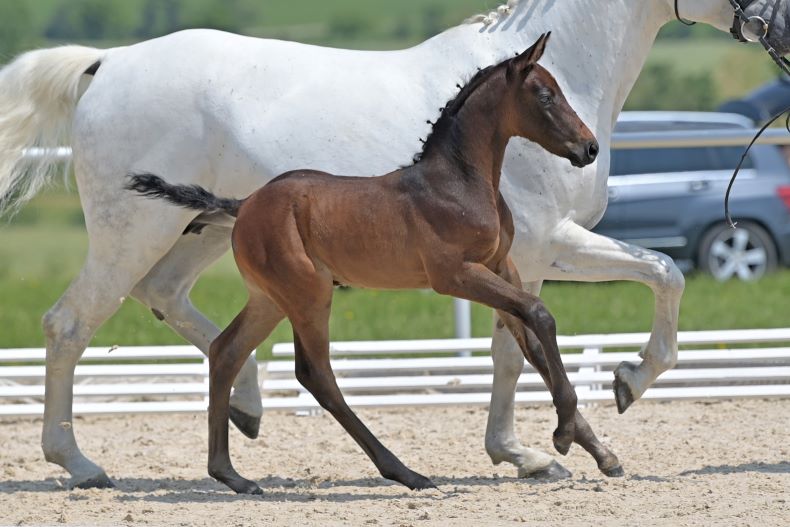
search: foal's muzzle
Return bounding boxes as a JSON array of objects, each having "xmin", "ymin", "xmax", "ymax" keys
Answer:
[{"xmin": 570, "ymin": 140, "xmax": 599, "ymax": 168}]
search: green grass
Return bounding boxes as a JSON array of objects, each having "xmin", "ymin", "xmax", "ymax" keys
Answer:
[{"xmin": 2, "ymin": 186, "xmax": 788, "ymax": 358}]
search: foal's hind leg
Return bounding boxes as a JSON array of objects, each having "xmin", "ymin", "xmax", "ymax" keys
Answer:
[
  {"xmin": 207, "ymin": 292, "xmax": 284, "ymax": 495},
  {"xmin": 132, "ymin": 226, "xmax": 264, "ymax": 438}
]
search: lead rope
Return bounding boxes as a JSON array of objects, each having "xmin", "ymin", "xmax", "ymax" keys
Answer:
[
  {"xmin": 723, "ymin": 0, "xmax": 790, "ymax": 227},
  {"xmin": 676, "ymin": 0, "xmax": 790, "ymax": 227},
  {"xmin": 724, "ymin": 104, "xmax": 790, "ymax": 228},
  {"xmin": 674, "ymin": 0, "xmax": 696, "ymax": 25}
]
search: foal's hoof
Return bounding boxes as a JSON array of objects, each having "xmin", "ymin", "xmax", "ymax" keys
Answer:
[
  {"xmin": 235, "ymin": 482, "xmax": 264, "ymax": 495},
  {"xmin": 601, "ymin": 464, "xmax": 625, "ymax": 478},
  {"xmin": 71, "ymin": 472, "xmax": 115, "ymax": 490},
  {"xmin": 405, "ymin": 472, "xmax": 437, "ymax": 491},
  {"xmin": 613, "ymin": 362, "xmax": 638, "ymax": 414},
  {"xmin": 216, "ymin": 474, "xmax": 263, "ymax": 495},
  {"xmin": 520, "ymin": 461, "xmax": 572, "ymax": 481},
  {"xmin": 229, "ymin": 406, "xmax": 261, "ymax": 439},
  {"xmin": 552, "ymin": 427, "xmax": 574, "ymax": 456}
]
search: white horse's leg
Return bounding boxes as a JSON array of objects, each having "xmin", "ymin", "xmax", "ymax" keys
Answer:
[
  {"xmin": 41, "ymin": 213, "xmax": 189, "ymax": 488},
  {"xmin": 485, "ymin": 280, "xmax": 572, "ymax": 479},
  {"xmin": 543, "ymin": 221, "xmax": 685, "ymax": 413},
  {"xmin": 131, "ymin": 226, "xmax": 264, "ymax": 438}
]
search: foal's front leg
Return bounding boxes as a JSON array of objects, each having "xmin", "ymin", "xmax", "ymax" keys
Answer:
[
  {"xmin": 429, "ymin": 261, "xmax": 577, "ymax": 455},
  {"xmin": 497, "ymin": 311, "xmax": 622, "ymax": 477},
  {"xmin": 486, "ymin": 304, "xmax": 572, "ymax": 479},
  {"xmin": 541, "ymin": 221, "xmax": 685, "ymax": 413}
]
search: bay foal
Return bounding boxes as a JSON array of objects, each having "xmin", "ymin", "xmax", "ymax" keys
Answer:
[{"xmin": 130, "ymin": 33, "xmax": 619, "ymax": 494}]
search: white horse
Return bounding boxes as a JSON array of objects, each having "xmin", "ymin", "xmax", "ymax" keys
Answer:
[{"xmin": 0, "ymin": 0, "xmax": 786, "ymax": 489}]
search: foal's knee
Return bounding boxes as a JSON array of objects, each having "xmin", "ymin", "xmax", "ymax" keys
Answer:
[{"xmin": 522, "ymin": 301, "xmax": 556, "ymax": 336}]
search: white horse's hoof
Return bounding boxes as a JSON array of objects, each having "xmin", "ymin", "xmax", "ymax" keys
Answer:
[
  {"xmin": 229, "ymin": 406, "xmax": 261, "ymax": 439},
  {"xmin": 613, "ymin": 361, "xmax": 638, "ymax": 414},
  {"xmin": 519, "ymin": 460, "xmax": 572, "ymax": 480}
]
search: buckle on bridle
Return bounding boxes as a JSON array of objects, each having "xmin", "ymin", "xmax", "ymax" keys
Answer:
[{"xmin": 733, "ymin": 15, "xmax": 769, "ymax": 42}]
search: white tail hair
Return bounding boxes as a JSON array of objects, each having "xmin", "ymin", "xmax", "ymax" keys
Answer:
[{"xmin": 0, "ymin": 45, "xmax": 104, "ymax": 215}]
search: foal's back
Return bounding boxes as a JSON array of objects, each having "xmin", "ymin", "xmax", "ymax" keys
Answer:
[{"xmin": 234, "ymin": 168, "xmax": 440, "ymax": 290}]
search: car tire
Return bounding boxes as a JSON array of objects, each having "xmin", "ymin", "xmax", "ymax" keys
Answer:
[{"xmin": 698, "ymin": 221, "xmax": 778, "ymax": 281}]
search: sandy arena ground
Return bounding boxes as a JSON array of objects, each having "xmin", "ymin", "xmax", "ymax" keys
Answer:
[{"xmin": 0, "ymin": 399, "xmax": 788, "ymax": 526}]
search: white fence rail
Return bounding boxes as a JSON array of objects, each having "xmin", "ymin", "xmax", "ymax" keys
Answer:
[{"xmin": 1, "ymin": 328, "xmax": 789, "ymax": 417}]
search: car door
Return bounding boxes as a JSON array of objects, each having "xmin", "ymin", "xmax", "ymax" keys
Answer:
[{"xmin": 598, "ymin": 145, "xmax": 757, "ymax": 254}]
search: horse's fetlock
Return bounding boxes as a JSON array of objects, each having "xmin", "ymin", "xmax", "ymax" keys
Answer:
[{"xmin": 649, "ymin": 351, "xmax": 677, "ymax": 373}]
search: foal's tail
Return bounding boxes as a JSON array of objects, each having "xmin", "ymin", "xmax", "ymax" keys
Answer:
[
  {"xmin": 0, "ymin": 45, "xmax": 105, "ymax": 215},
  {"xmin": 126, "ymin": 174, "xmax": 244, "ymax": 230}
]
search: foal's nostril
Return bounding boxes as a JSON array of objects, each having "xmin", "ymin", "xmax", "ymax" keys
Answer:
[{"xmin": 587, "ymin": 141, "xmax": 599, "ymax": 160}]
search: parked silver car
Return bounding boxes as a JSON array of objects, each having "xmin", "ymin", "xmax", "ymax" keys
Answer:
[{"xmin": 595, "ymin": 112, "xmax": 790, "ymax": 281}]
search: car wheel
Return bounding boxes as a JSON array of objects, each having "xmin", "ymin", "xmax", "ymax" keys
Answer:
[{"xmin": 698, "ymin": 221, "xmax": 778, "ymax": 281}]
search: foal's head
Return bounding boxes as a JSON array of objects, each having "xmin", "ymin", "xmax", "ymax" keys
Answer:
[{"xmin": 504, "ymin": 33, "xmax": 598, "ymax": 168}]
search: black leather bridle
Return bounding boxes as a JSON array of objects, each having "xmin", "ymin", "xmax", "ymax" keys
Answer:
[
  {"xmin": 675, "ymin": 0, "xmax": 790, "ymax": 74},
  {"xmin": 675, "ymin": 0, "xmax": 790, "ymax": 226}
]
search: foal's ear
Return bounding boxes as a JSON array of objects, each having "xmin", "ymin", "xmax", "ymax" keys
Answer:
[{"xmin": 510, "ymin": 32, "xmax": 551, "ymax": 78}]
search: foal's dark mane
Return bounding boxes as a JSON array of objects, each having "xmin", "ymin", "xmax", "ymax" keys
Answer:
[{"xmin": 413, "ymin": 58, "xmax": 509, "ymax": 164}]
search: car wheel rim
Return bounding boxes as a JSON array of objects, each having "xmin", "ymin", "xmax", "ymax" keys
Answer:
[{"xmin": 707, "ymin": 228, "xmax": 767, "ymax": 281}]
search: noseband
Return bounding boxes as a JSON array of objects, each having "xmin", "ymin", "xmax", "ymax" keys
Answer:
[{"xmin": 675, "ymin": 0, "xmax": 790, "ymax": 74}]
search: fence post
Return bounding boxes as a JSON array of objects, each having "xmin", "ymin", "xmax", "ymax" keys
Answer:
[
  {"xmin": 454, "ymin": 298, "xmax": 472, "ymax": 357},
  {"xmin": 577, "ymin": 346, "xmax": 601, "ymax": 407}
]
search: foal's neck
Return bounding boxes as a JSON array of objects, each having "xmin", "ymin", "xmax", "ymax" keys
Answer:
[{"xmin": 422, "ymin": 73, "xmax": 512, "ymax": 194}]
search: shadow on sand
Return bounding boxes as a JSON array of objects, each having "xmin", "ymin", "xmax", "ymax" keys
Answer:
[
  {"xmin": 0, "ymin": 473, "xmax": 543, "ymax": 503},
  {"xmin": 679, "ymin": 461, "xmax": 789, "ymax": 477}
]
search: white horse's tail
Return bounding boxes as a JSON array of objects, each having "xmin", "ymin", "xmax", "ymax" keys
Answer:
[{"xmin": 0, "ymin": 45, "xmax": 105, "ymax": 215}]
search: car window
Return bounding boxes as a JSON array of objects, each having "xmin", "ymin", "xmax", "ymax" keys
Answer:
[{"xmin": 611, "ymin": 146, "xmax": 754, "ymax": 176}]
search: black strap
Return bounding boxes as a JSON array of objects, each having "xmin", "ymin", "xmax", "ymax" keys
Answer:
[
  {"xmin": 725, "ymin": 104, "xmax": 790, "ymax": 227},
  {"xmin": 729, "ymin": 0, "xmax": 759, "ymax": 41},
  {"xmin": 674, "ymin": 0, "xmax": 696, "ymax": 26}
]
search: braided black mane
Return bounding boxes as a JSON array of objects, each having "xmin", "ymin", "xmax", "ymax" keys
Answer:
[{"xmin": 413, "ymin": 59, "xmax": 509, "ymax": 164}]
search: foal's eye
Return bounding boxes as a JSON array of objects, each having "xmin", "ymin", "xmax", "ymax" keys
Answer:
[{"xmin": 538, "ymin": 90, "xmax": 554, "ymax": 105}]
